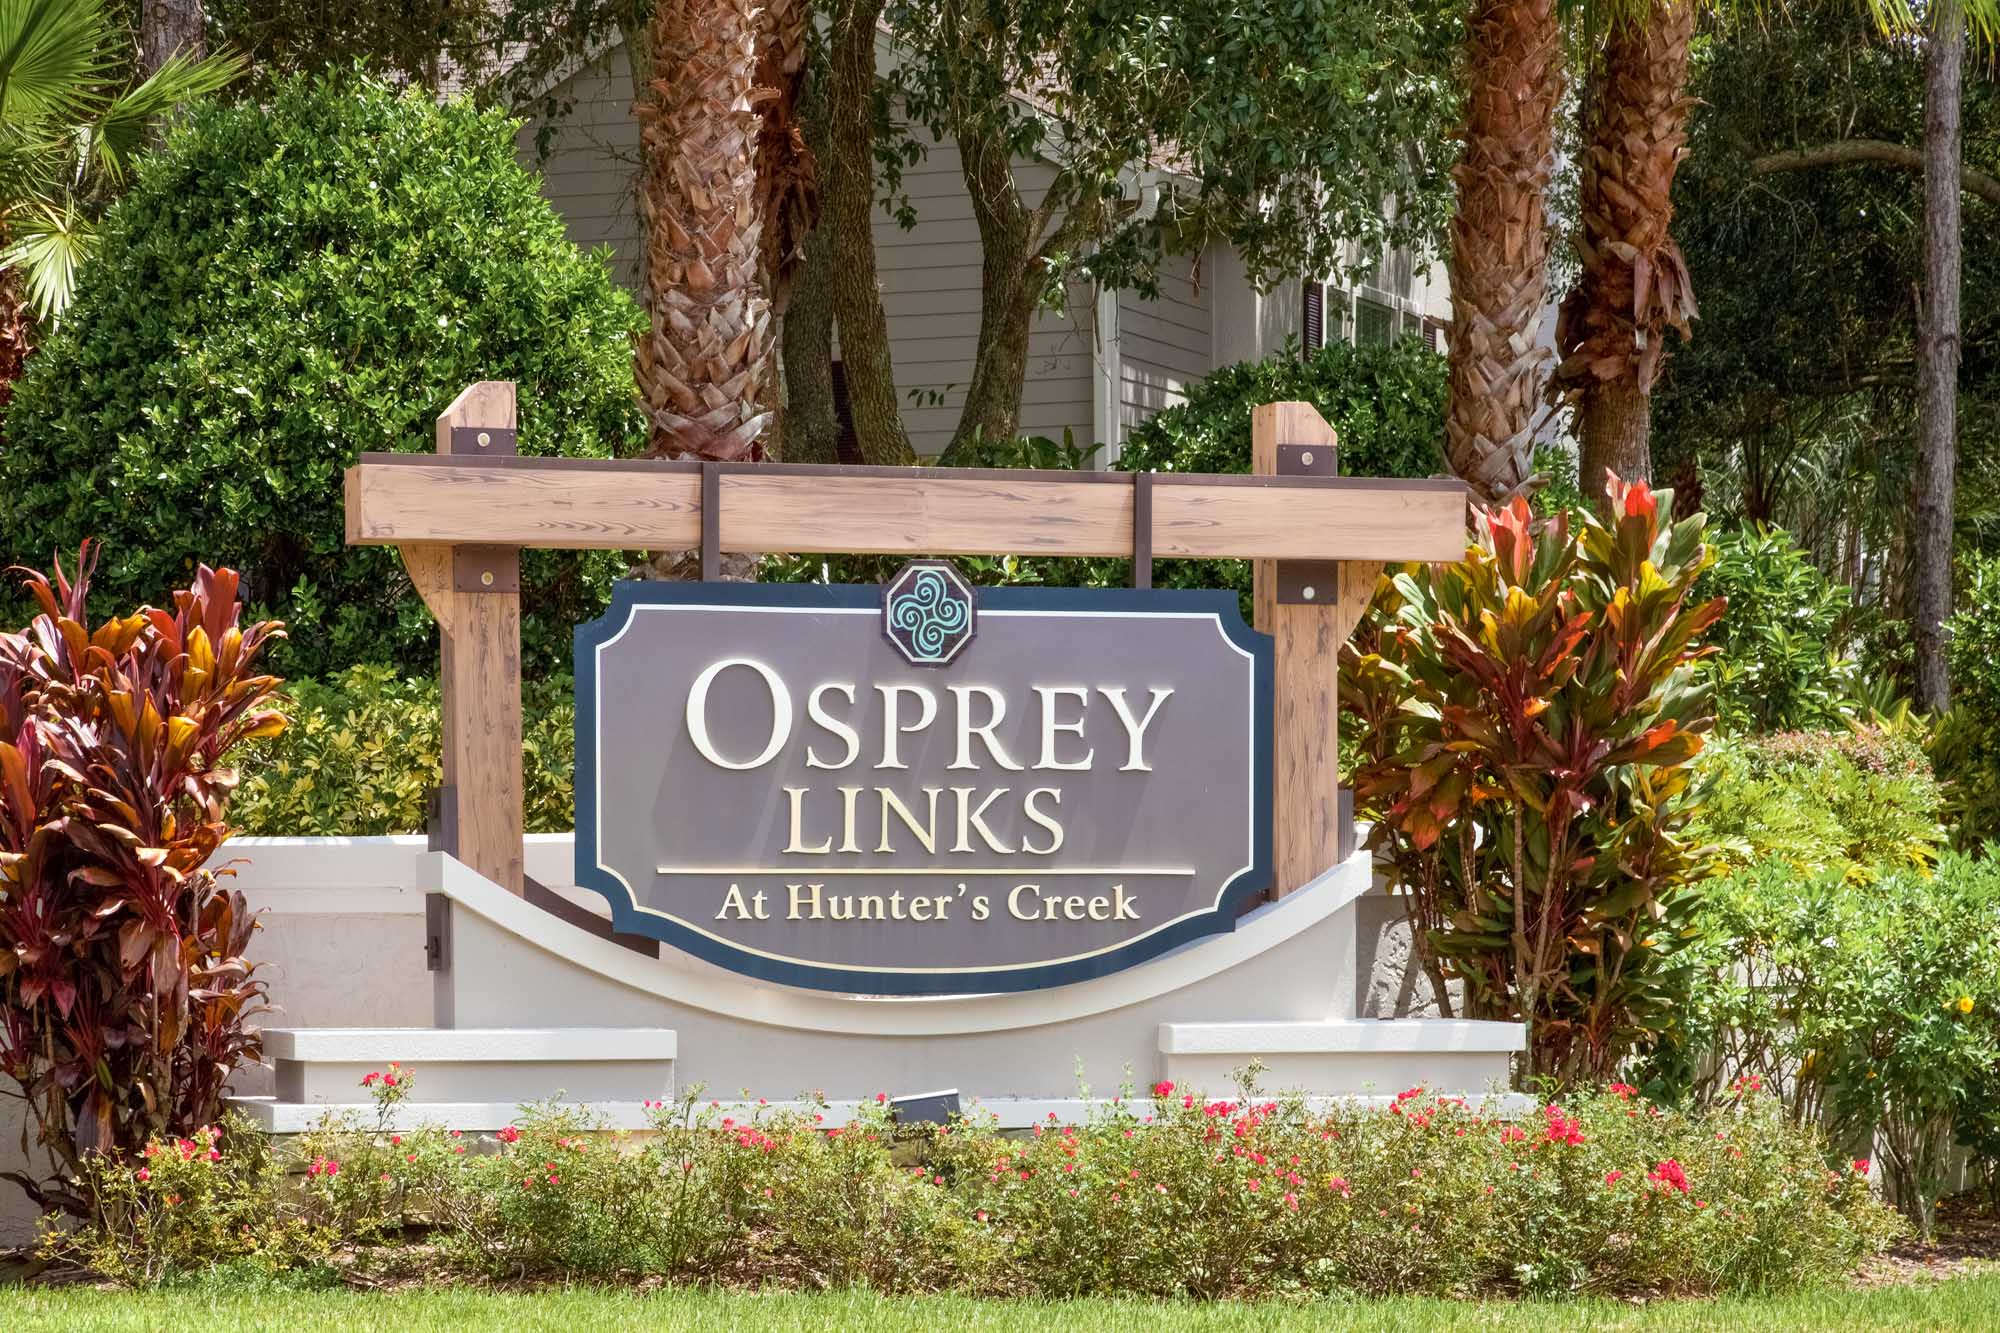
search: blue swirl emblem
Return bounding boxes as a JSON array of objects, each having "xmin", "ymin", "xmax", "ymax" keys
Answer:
[{"xmin": 882, "ymin": 562, "xmax": 976, "ymax": 665}]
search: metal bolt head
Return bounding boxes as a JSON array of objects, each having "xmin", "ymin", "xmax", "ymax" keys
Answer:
[
  {"xmin": 1301, "ymin": 450, "xmax": 1315, "ymax": 467},
  {"xmin": 480, "ymin": 571, "xmax": 494, "ymax": 587},
  {"xmin": 477, "ymin": 431, "xmax": 492, "ymax": 447},
  {"xmin": 1302, "ymin": 585, "xmax": 1317, "ymax": 601}
]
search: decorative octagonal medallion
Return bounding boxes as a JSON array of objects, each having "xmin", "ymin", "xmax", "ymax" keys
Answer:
[{"xmin": 881, "ymin": 559, "xmax": 976, "ymax": 667}]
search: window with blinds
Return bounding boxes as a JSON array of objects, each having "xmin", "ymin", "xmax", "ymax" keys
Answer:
[{"xmin": 1302, "ymin": 282, "xmax": 1324, "ymax": 353}]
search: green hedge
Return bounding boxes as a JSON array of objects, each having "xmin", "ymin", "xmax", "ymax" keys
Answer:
[
  {"xmin": 231, "ymin": 667, "xmax": 575, "ymax": 836},
  {"xmin": 0, "ymin": 74, "xmax": 646, "ymax": 680},
  {"xmin": 1688, "ymin": 727, "xmax": 1946, "ymax": 880}
]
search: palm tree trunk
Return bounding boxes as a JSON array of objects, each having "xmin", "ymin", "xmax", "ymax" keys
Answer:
[
  {"xmin": 820, "ymin": 0, "xmax": 915, "ymax": 465},
  {"xmin": 633, "ymin": 0, "xmax": 772, "ymax": 463},
  {"xmin": 0, "ymin": 268, "xmax": 29, "ymax": 415},
  {"xmin": 140, "ymin": 0, "xmax": 207, "ymax": 73},
  {"xmin": 1912, "ymin": 0, "xmax": 1963, "ymax": 713},
  {"xmin": 753, "ymin": 0, "xmax": 817, "ymax": 456},
  {"xmin": 1554, "ymin": 0, "xmax": 1697, "ymax": 501},
  {"xmin": 1446, "ymin": 0, "xmax": 1565, "ymax": 503}
]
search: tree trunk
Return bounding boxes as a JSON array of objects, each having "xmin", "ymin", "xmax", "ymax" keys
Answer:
[
  {"xmin": 820, "ymin": 0, "xmax": 914, "ymax": 465},
  {"xmin": 1912, "ymin": 0, "xmax": 1963, "ymax": 714},
  {"xmin": 943, "ymin": 121, "xmax": 1037, "ymax": 461},
  {"xmin": 1578, "ymin": 380, "xmax": 1653, "ymax": 488},
  {"xmin": 0, "ymin": 268, "xmax": 29, "ymax": 416},
  {"xmin": 633, "ymin": 0, "xmax": 771, "ymax": 463},
  {"xmin": 752, "ymin": 0, "xmax": 817, "ymax": 456},
  {"xmin": 1445, "ymin": 0, "xmax": 1565, "ymax": 503},
  {"xmin": 782, "ymin": 215, "xmax": 841, "ymax": 464},
  {"xmin": 1555, "ymin": 0, "xmax": 1696, "ymax": 504},
  {"xmin": 140, "ymin": 0, "xmax": 206, "ymax": 73}
]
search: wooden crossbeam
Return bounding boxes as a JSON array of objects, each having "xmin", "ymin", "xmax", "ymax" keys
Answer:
[{"xmin": 345, "ymin": 455, "xmax": 1467, "ymax": 563}]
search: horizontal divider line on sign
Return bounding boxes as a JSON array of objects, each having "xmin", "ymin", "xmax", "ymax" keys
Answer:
[{"xmin": 345, "ymin": 455, "xmax": 1468, "ymax": 563}]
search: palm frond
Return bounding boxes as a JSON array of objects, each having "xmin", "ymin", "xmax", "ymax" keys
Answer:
[
  {"xmin": 92, "ymin": 49, "xmax": 247, "ymax": 184},
  {"xmin": 0, "ymin": 199, "xmax": 89, "ymax": 319},
  {"xmin": 0, "ymin": 0, "xmax": 114, "ymax": 128}
]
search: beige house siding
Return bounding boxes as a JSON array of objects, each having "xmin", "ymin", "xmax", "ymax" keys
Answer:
[
  {"xmin": 1115, "ymin": 251, "xmax": 1213, "ymax": 440},
  {"xmin": 519, "ymin": 46, "xmax": 643, "ymax": 286}
]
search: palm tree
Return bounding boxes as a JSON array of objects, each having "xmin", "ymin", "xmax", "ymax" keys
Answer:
[
  {"xmin": 0, "ymin": 0, "xmax": 241, "ymax": 343},
  {"xmin": 632, "ymin": 0, "xmax": 771, "ymax": 464},
  {"xmin": 1550, "ymin": 0, "xmax": 1698, "ymax": 489},
  {"xmin": 1444, "ymin": 0, "xmax": 1565, "ymax": 504}
]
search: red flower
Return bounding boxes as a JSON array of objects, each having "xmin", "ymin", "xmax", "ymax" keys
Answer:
[
  {"xmin": 1152, "ymin": 1080, "xmax": 1175, "ymax": 1098},
  {"xmin": 1852, "ymin": 1159, "xmax": 1871, "ymax": 1176},
  {"xmin": 496, "ymin": 1126, "xmax": 521, "ymax": 1144},
  {"xmin": 1647, "ymin": 1159, "xmax": 1689, "ymax": 1194},
  {"xmin": 1608, "ymin": 1083, "xmax": 1638, "ymax": 1100},
  {"xmin": 361, "ymin": 1072, "xmax": 379, "ymax": 1087},
  {"xmin": 1604, "ymin": 1170, "xmax": 1624, "ymax": 1186},
  {"xmin": 135, "ymin": 1168, "xmax": 150, "ymax": 1182}
]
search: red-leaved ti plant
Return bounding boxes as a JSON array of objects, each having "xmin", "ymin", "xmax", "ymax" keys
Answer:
[
  {"xmin": 0, "ymin": 543, "xmax": 285, "ymax": 1215},
  {"xmin": 1343, "ymin": 473, "xmax": 1726, "ymax": 1088}
]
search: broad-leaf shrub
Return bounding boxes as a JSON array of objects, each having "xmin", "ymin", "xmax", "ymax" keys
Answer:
[
  {"xmin": 1695, "ymin": 524, "xmax": 1871, "ymax": 732},
  {"xmin": 0, "ymin": 549, "xmax": 285, "ymax": 1214},
  {"xmin": 1934, "ymin": 551, "xmax": 2000, "ymax": 847},
  {"xmin": 51, "ymin": 1075, "xmax": 1898, "ymax": 1296},
  {"xmin": 0, "ymin": 73, "xmax": 646, "ymax": 679},
  {"xmin": 230, "ymin": 667, "xmax": 575, "ymax": 836},
  {"xmin": 1343, "ymin": 476, "xmax": 1725, "ymax": 1086},
  {"xmin": 1117, "ymin": 336, "xmax": 1446, "ymax": 481},
  {"xmin": 1688, "ymin": 729, "xmax": 1945, "ymax": 879},
  {"xmin": 1649, "ymin": 854, "xmax": 2000, "ymax": 1239}
]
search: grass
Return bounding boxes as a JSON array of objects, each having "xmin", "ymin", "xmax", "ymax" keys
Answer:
[{"xmin": 3, "ymin": 1278, "xmax": 1999, "ymax": 1332}]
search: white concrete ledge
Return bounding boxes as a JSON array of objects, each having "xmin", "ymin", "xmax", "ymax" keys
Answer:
[
  {"xmin": 1159, "ymin": 1020, "xmax": 1527, "ymax": 1056},
  {"xmin": 263, "ymin": 1028, "xmax": 677, "ymax": 1062},
  {"xmin": 230, "ymin": 1092, "xmax": 1539, "ymax": 1135}
]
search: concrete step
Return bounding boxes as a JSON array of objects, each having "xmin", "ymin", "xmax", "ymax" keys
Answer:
[
  {"xmin": 227, "ymin": 1027, "xmax": 676, "ymax": 1132},
  {"xmin": 1157, "ymin": 1019, "xmax": 1523, "ymax": 1096}
]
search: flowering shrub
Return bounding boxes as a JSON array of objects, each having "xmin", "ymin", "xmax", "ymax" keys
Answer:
[
  {"xmin": 43, "ymin": 1115, "xmax": 329, "ymax": 1284},
  {"xmin": 1342, "ymin": 474, "xmax": 1725, "ymax": 1085},
  {"xmin": 0, "ymin": 547, "xmax": 286, "ymax": 1214},
  {"xmin": 1649, "ymin": 853, "xmax": 2000, "ymax": 1238},
  {"xmin": 45, "ymin": 1069, "xmax": 1897, "ymax": 1297}
]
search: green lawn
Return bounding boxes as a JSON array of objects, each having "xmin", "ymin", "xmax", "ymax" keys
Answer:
[{"xmin": 3, "ymin": 1278, "xmax": 1999, "ymax": 1333}]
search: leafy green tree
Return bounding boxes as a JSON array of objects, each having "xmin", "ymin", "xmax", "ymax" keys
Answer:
[
  {"xmin": 886, "ymin": 0, "xmax": 1460, "ymax": 458},
  {"xmin": 0, "ymin": 75, "xmax": 646, "ymax": 678}
]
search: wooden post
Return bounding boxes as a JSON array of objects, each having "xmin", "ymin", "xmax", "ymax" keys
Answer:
[
  {"xmin": 398, "ymin": 381, "xmax": 525, "ymax": 893},
  {"xmin": 1251, "ymin": 403, "xmax": 1376, "ymax": 896}
]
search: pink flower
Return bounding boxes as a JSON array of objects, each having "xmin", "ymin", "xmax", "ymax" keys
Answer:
[
  {"xmin": 496, "ymin": 1126, "xmax": 521, "ymax": 1144},
  {"xmin": 875, "ymin": 1093, "xmax": 888, "ymax": 1104},
  {"xmin": 1245, "ymin": 1179, "xmax": 1260, "ymax": 1192},
  {"xmin": 383, "ymin": 1075, "xmax": 397, "ymax": 1087},
  {"xmin": 390, "ymin": 1135, "xmax": 403, "ymax": 1146},
  {"xmin": 1283, "ymin": 1192, "xmax": 1298, "ymax": 1210},
  {"xmin": 362, "ymin": 1072, "xmax": 380, "ymax": 1087},
  {"xmin": 1501, "ymin": 1125, "xmax": 1528, "ymax": 1144},
  {"xmin": 1647, "ymin": 1159, "xmax": 1690, "ymax": 1194},
  {"xmin": 1608, "ymin": 1083, "xmax": 1638, "ymax": 1100},
  {"xmin": 135, "ymin": 1168, "xmax": 150, "ymax": 1182},
  {"xmin": 1605, "ymin": 1170, "xmax": 1624, "ymax": 1186},
  {"xmin": 976, "ymin": 1210, "xmax": 988, "ymax": 1222},
  {"xmin": 1852, "ymin": 1159, "xmax": 1872, "ymax": 1176},
  {"xmin": 1152, "ymin": 1080, "xmax": 1175, "ymax": 1098}
]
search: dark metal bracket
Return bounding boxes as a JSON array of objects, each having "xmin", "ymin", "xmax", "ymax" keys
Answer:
[
  {"xmin": 1276, "ymin": 442, "xmax": 1339, "ymax": 605},
  {"xmin": 1131, "ymin": 472, "xmax": 1153, "ymax": 590},
  {"xmin": 452, "ymin": 545, "xmax": 521, "ymax": 594},
  {"xmin": 448, "ymin": 426, "xmax": 518, "ymax": 456},
  {"xmin": 700, "ymin": 461, "xmax": 721, "ymax": 582}
]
